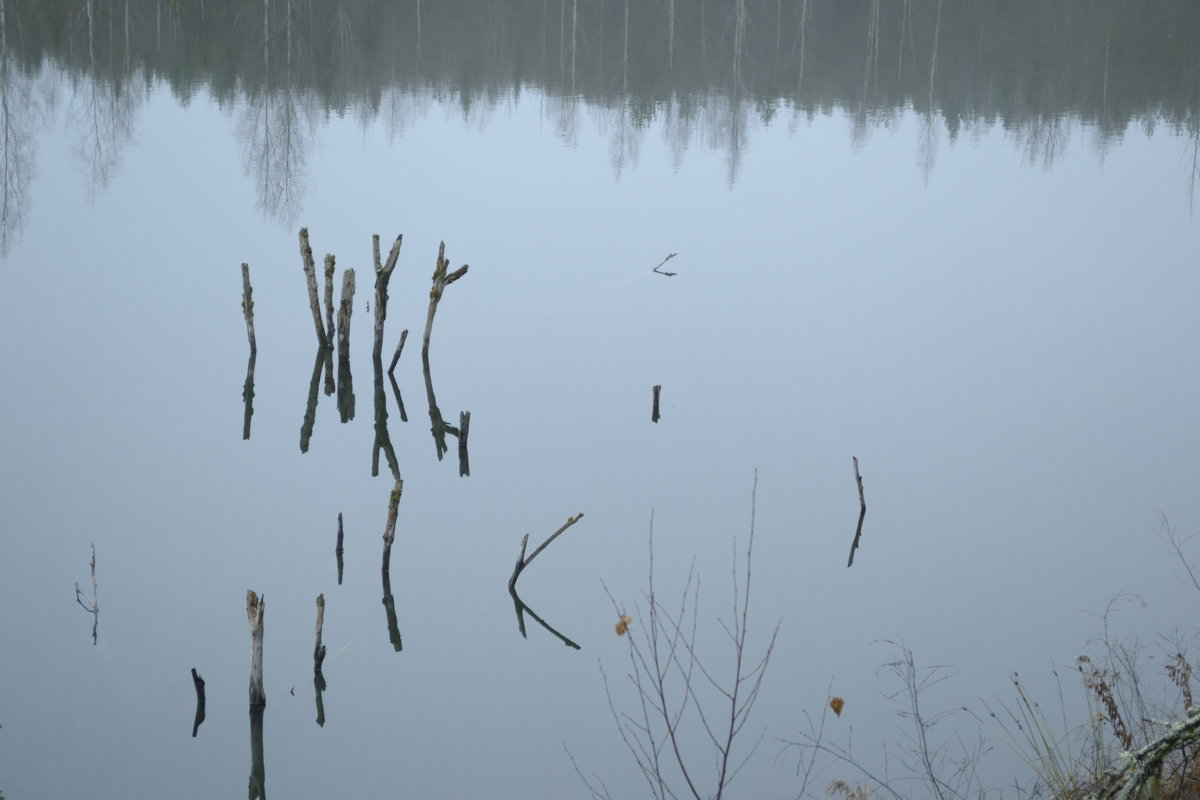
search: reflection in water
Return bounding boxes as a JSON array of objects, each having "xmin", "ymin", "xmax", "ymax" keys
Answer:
[
  {"xmin": 248, "ymin": 706, "xmax": 266, "ymax": 800},
  {"xmin": 314, "ymin": 594, "xmax": 327, "ymax": 727},
  {"xmin": 507, "ymin": 515, "xmax": 585, "ymax": 649},
  {"xmin": 422, "ymin": 354, "xmax": 468, "ymax": 475},
  {"xmin": 299, "ymin": 348, "xmax": 323, "ymax": 453},
  {"xmin": 73, "ymin": 543, "xmax": 99, "ymax": 646},
  {"xmin": 236, "ymin": 0, "xmax": 316, "ymax": 225},
  {"xmin": 0, "ymin": 0, "xmax": 1194, "ymax": 252},
  {"xmin": 379, "ymin": 477, "xmax": 403, "ymax": 651},
  {"xmin": 372, "ymin": 358, "xmax": 401, "ymax": 480}
]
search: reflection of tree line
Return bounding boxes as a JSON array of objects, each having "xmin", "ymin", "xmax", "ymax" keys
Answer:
[{"xmin": 1, "ymin": 0, "xmax": 1197, "ymax": 242}]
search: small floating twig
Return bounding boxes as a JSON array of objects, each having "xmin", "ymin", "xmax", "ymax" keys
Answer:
[
  {"xmin": 652, "ymin": 252, "xmax": 678, "ymax": 276},
  {"xmin": 846, "ymin": 456, "xmax": 867, "ymax": 568}
]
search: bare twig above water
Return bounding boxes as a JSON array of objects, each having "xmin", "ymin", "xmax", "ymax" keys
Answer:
[
  {"xmin": 846, "ymin": 456, "xmax": 867, "ymax": 568},
  {"xmin": 509, "ymin": 513, "xmax": 585, "ymax": 592},
  {"xmin": 387, "ymin": 329, "xmax": 409, "ymax": 376},
  {"xmin": 422, "ymin": 241, "xmax": 468, "ymax": 360},
  {"xmin": 652, "ymin": 252, "xmax": 678, "ymax": 276},
  {"xmin": 240, "ymin": 263, "xmax": 257, "ymax": 354}
]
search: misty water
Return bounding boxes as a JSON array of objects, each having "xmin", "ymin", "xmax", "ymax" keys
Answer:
[{"xmin": 1, "ymin": 2, "xmax": 1199, "ymax": 798}]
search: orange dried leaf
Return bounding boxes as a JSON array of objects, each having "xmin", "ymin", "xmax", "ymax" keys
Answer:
[
  {"xmin": 829, "ymin": 697, "xmax": 845, "ymax": 717},
  {"xmin": 615, "ymin": 614, "xmax": 632, "ymax": 636}
]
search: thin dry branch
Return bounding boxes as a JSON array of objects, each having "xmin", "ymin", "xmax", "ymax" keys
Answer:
[
  {"xmin": 241, "ymin": 263, "xmax": 257, "ymax": 354},
  {"xmin": 380, "ymin": 478, "xmax": 404, "ymax": 574},
  {"xmin": 652, "ymin": 253, "xmax": 678, "ymax": 276},
  {"xmin": 508, "ymin": 513, "xmax": 585, "ymax": 591},
  {"xmin": 847, "ymin": 456, "xmax": 867, "ymax": 567}
]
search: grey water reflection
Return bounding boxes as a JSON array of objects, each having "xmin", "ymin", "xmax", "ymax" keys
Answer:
[{"xmin": 0, "ymin": 0, "xmax": 1194, "ymax": 249}]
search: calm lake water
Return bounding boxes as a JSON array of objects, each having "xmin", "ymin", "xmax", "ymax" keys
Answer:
[{"xmin": 2, "ymin": 2, "xmax": 1199, "ymax": 798}]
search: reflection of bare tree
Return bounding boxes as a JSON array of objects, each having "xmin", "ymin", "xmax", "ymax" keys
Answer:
[
  {"xmin": 0, "ymin": 0, "xmax": 48, "ymax": 256},
  {"xmin": 603, "ymin": 1, "xmax": 643, "ymax": 177},
  {"xmin": 917, "ymin": 0, "xmax": 943, "ymax": 183},
  {"xmin": 238, "ymin": 0, "xmax": 317, "ymax": 225},
  {"xmin": 1015, "ymin": 114, "xmax": 1073, "ymax": 170},
  {"xmin": 68, "ymin": 0, "xmax": 139, "ymax": 199}
]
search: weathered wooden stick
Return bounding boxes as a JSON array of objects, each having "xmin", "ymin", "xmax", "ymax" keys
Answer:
[
  {"xmin": 313, "ymin": 594, "xmax": 327, "ymax": 672},
  {"xmin": 652, "ymin": 384, "xmax": 662, "ymax": 423},
  {"xmin": 299, "ymin": 228, "xmax": 330, "ymax": 349},
  {"xmin": 846, "ymin": 456, "xmax": 867, "ymax": 568},
  {"xmin": 422, "ymin": 241, "xmax": 469, "ymax": 360},
  {"xmin": 458, "ymin": 411, "xmax": 471, "ymax": 477},
  {"xmin": 242, "ymin": 353, "xmax": 256, "ymax": 441},
  {"xmin": 241, "ymin": 263, "xmax": 257, "ymax": 354},
  {"xmin": 336, "ymin": 268, "xmax": 356, "ymax": 362},
  {"xmin": 335, "ymin": 513, "xmax": 345, "ymax": 586},
  {"xmin": 246, "ymin": 590, "xmax": 266, "ymax": 707},
  {"xmin": 323, "ymin": 254, "xmax": 336, "ymax": 345},
  {"xmin": 191, "ymin": 668, "xmax": 206, "ymax": 737},
  {"xmin": 387, "ymin": 329, "xmax": 409, "ymax": 376},
  {"xmin": 509, "ymin": 513, "xmax": 584, "ymax": 591},
  {"xmin": 381, "ymin": 478, "xmax": 403, "ymax": 574},
  {"xmin": 373, "ymin": 234, "xmax": 404, "ymax": 361},
  {"xmin": 388, "ymin": 371, "xmax": 408, "ymax": 423},
  {"xmin": 652, "ymin": 252, "xmax": 678, "ymax": 276}
]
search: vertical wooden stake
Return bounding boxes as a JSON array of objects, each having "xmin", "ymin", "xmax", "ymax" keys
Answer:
[
  {"xmin": 246, "ymin": 590, "xmax": 266, "ymax": 707},
  {"xmin": 652, "ymin": 384, "xmax": 662, "ymax": 423},
  {"xmin": 241, "ymin": 263, "xmax": 257, "ymax": 355},
  {"xmin": 299, "ymin": 228, "xmax": 330, "ymax": 349}
]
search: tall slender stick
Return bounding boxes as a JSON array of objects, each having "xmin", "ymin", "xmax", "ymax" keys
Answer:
[
  {"xmin": 299, "ymin": 228, "xmax": 329, "ymax": 349},
  {"xmin": 422, "ymin": 241, "xmax": 468, "ymax": 360},
  {"xmin": 373, "ymin": 234, "xmax": 404, "ymax": 361},
  {"xmin": 847, "ymin": 456, "xmax": 867, "ymax": 567},
  {"xmin": 246, "ymin": 590, "xmax": 266, "ymax": 707},
  {"xmin": 387, "ymin": 329, "xmax": 409, "ymax": 376},
  {"xmin": 335, "ymin": 513, "xmax": 345, "ymax": 585},
  {"xmin": 381, "ymin": 478, "xmax": 403, "ymax": 574},
  {"xmin": 323, "ymin": 254, "xmax": 336, "ymax": 345},
  {"xmin": 241, "ymin": 263, "xmax": 257, "ymax": 354}
]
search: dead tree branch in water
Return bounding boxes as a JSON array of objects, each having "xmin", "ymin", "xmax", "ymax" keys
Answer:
[
  {"xmin": 381, "ymin": 478, "xmax": 403, "ymax": 574},
  {"xmin": 241, "ymin": 263, "xmax": 257, "ymax": 354},
  {"xmin": 323, "ymin": 254, "xmax": 336, "ymax": 345},
  {"xmin": 508, "ymin": 513, "xmax": 585, "ymax": 592},
  {"xmin": 373, "ymin": 234, "xmax": 404, "ymax": 361},
  {"xmin": 246, "ymin": 591, "xmax": 266, "ymax": 707},
  {"xmin": 387, "ymin": 329, "xmax": 409, "ymax": 376},
  {"xmin": 652, "ymin": 252, "xmax": 678, "ymax": 276},
  {"xmin": 421, "ymin": 241, "xmax": 468, "ymax": 360},
  {"xmin": 652, "ymin": 384, "xmax": 662, "ymax": 423},
  {"xmin": 314, "ymin": 594, "xmax": 327, "ymax": 727},
  {"xmin": 846, "ymin": 456, "xmax": 867, "ymax": 568},
  {"xmin": 299, "ymin": 228, "xmax": 330, "ymax": 349}
]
